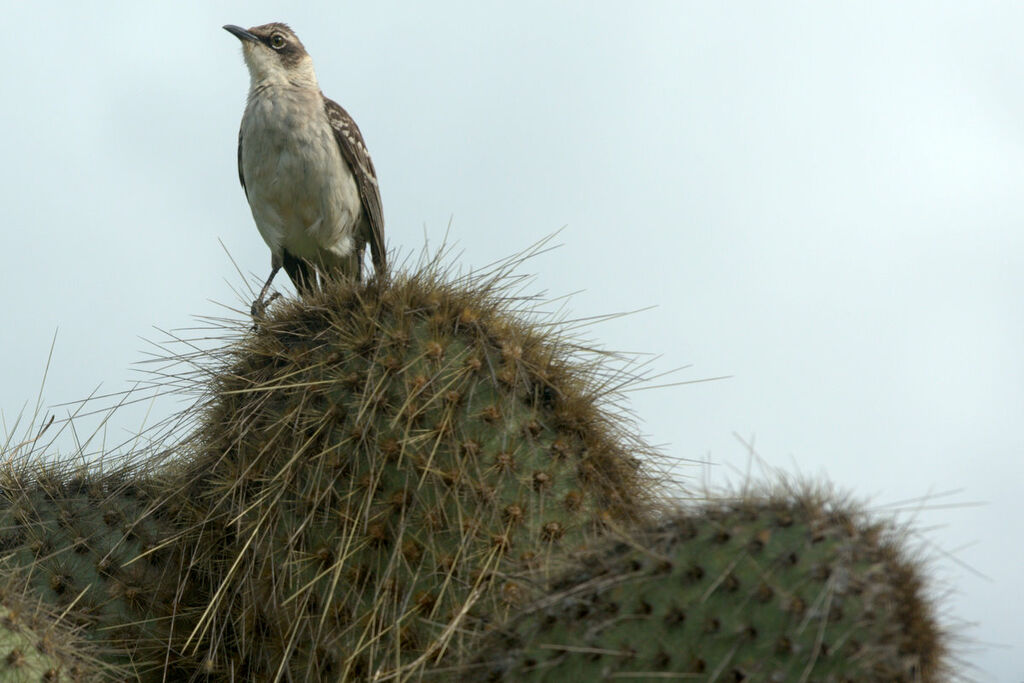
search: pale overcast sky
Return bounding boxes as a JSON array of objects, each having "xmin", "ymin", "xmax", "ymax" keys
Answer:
[{"xmin": 2, "ymin": 3, "xmax": 1021, "ymax": 679}]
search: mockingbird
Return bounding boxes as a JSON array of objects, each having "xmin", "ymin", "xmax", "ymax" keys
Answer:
[{"xmin": 224, "ymin": 22, "xmax": 385, "ymax": 316}]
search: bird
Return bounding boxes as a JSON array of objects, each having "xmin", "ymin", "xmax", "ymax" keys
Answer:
[{"xmin": 223, "ymin": 22, "xmax": 385, "ymax": 316}]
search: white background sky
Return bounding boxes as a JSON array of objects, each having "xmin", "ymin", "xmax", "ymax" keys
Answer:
[{"xmin": 2, "ymin": 3, "xmax": 1021, "ymax": 679}]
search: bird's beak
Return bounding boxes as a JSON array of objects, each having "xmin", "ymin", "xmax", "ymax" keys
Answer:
[{"xmin": 223, "ymin": 25, "xmax": 260, "ymax": 43}]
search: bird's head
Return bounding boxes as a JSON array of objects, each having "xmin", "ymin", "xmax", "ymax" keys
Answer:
[{"xmin": 223, "ymin": 23, "xmax": 317, "ymax": 88}]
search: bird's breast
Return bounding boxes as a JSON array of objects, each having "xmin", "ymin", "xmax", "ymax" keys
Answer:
[{"xmin": 240, "ymin": 88, "xmax": 362, "ymax": 260}]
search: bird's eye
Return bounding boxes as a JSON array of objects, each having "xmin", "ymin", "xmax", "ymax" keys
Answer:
[{"xmin": 270, "ymin": 34, "xmax": 286, "ymax": 49}]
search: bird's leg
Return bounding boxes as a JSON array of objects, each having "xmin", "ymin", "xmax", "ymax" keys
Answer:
[{"xmin": 251, "ymin": 264, "xmax": 282, "ymax": 320}]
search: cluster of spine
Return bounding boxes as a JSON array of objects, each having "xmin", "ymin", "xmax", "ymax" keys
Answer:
[
  {"xmin": 0, "ymin": 262, "xmax": 948, "ymax": 681},
  {"xmin": 460, "ymin": 493, "xmax": 947, "ymax": 681}
]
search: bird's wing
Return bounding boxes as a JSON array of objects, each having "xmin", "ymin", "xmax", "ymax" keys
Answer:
[
  {"xmin": 237, "ymin": 128, "xmax": 248, "ymax": 197},
  {"xmin": 323, "ymin": 96, "xmax": 386, "ymax": 273}
]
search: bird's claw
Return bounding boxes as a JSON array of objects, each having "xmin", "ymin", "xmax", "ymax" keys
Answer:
[{"xmin": 250, "ymin": 291, "xmax": 281, "ymax": 326}]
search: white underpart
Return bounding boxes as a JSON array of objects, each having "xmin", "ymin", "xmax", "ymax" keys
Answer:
[{"xmin": 239, "ymin": 44, "xmax": 360, "ymax": 270}]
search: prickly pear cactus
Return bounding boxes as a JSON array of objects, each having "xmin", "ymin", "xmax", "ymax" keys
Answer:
[
  {"xmin": 0, "ymin": 466, "xmax": 193, "ymax": 677},
  {"xmin": 464, "ymin": 493, "xmax": 947, "ymax": 681},
  {"xmin": 0, "ymin": 573, "xmax": 129, "ymax": 681},
  {"xmin": 167, "ymin": 269, "xmax": 660, "ymax": 679}
]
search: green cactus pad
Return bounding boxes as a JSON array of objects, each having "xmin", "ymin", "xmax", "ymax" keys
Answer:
[
  {"xmin": 463, "ymin": 492, "xmax": 947, "ymax": 681},
  {"xmin": 0, "ymin": 573, "xmax": 130, "ymax": 681},
  {"xmin": 0, "ymin": 466, "xmax": 193, "ymax": 677},
  {"xmin": 165, "ymin": 265, "xmax": 661, "ymax": 679}
]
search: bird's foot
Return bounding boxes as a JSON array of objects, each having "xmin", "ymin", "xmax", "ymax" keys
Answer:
[{"xmin": 250, "ymin": 291, "xmax": 281, "ymax": 327}]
